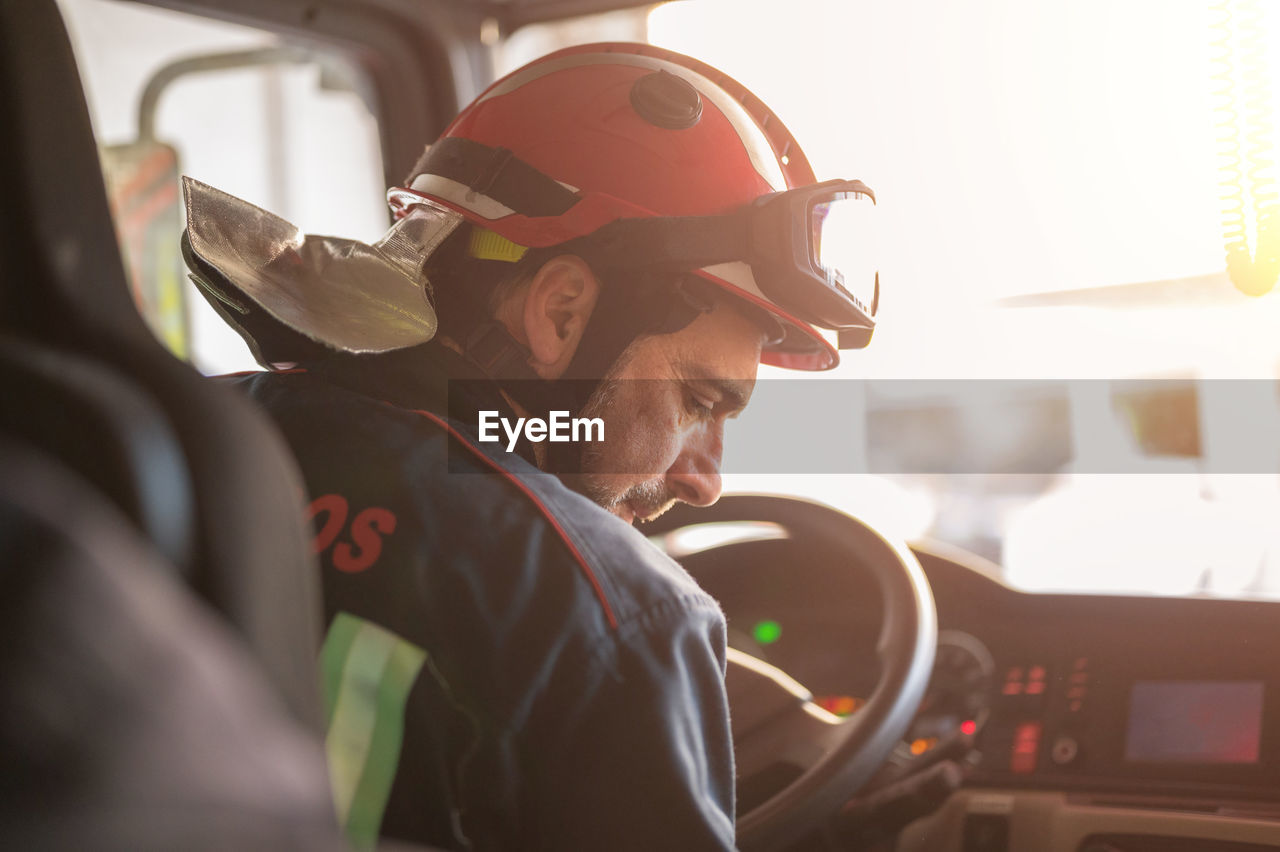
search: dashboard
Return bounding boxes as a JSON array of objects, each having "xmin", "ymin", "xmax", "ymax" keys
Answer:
[
  {"xmin": 916, "ymin": 546, "xmax": 1280, "ymax": 805},
  {"xmin": 675, "ymin": 529, "xmax": 1280, "ymax": 850}
]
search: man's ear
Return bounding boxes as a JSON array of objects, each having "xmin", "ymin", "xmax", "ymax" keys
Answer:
[{"xmin": 520, "ymin": 255, "xmax": 600, "ymax": 379}]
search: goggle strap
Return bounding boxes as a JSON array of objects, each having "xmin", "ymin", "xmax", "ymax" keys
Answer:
[
  {"xmin": 412, "ymin": 137, "xmax": 579, "ymax": 218},
  {"xmin": 578, "ymin": 213, "xmax": 751, "ymax": 272}
]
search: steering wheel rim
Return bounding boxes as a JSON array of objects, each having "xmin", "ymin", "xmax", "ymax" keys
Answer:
[{"xmin": 647, "ymin": 494, "xmax": 937, "ymax": 851}]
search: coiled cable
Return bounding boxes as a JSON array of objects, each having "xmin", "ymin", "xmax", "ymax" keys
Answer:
[{"xmin": 1211, "ymin": 0, "xmax": 1279, "ymax": 296}]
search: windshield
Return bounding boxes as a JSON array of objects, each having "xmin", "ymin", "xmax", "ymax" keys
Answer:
[
  {"xmin": 636, "ymin": 0, "xmax": 1280, "ymax": 600},
  {"xmin": 70, "ymin": 0, "xmax": 1280, "ymax": 602}
]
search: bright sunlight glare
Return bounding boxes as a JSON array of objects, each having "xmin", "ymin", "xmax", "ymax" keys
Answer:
[
  {"xmin": 649, "ymin": 0, "xmax": 1280, "ymax": 381},
  {"xmin": 653, "ymin": 0, "xmax": 1280, "ymax": 600}
]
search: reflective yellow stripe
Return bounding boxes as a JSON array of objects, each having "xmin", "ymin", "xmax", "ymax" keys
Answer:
[
  {"xmin": 320, "ymin": 612, "xmax": 427, "ymax": 849},
  {"xmin": 469, "ymin": 227, "xmax": 528, "ymax": 263}
]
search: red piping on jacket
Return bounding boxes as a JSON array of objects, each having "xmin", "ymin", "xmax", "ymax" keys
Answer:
[
  {"xmin": 214, "ymin": 368, "xmax": 309, "ymax": 378},
  {"xmin": 411, "ymin": 408, "xmax": 620, "ymax": 631}
]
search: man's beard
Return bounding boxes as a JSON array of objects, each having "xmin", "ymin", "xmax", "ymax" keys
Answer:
[
  {"xmin": 584, "ymin": 476, "xmax": 678, "ymax": 523},
  {"xmin": 554, "ymin": 375, "xmax": 678, "ymax": 522}
]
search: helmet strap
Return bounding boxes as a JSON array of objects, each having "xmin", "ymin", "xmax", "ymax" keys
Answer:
[{"xmin": 462, "ymin": 321, "xmax": 541, "ymax": 383}]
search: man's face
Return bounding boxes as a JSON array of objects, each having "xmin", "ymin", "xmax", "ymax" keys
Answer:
[{"xmin": 567, "ymin": 303, "xmax": 764, "ymax": 524}]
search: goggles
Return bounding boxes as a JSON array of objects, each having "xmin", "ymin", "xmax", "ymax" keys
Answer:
[
  {"xmin": 552, "ymin": 179, "xmax": 879, "ymax": 349},
  {"xmin": 446, "ymin": 178, "xmax": 880, "ymax": 351}
]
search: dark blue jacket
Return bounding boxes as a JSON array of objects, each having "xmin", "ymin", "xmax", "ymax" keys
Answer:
[{"xmin": 228, "ymin": 346, "xmax": 736, "ymax": 851}]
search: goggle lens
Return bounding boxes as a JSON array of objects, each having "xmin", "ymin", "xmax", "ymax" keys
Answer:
[{"xmin": 812, "ymin": 191, "xmax": 878, "ymax": 317}]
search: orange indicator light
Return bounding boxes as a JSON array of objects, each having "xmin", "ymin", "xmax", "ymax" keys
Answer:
[
  {"xmin": 816, "ymin": 695, "xmax": 865, "ymax": 717},
  {"xmin": 910, "ymin": 737, "xmax": 937, "ymax": 756}
]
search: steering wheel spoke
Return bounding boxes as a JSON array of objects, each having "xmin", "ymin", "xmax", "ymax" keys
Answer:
[{"xmin": 726, "ymin": 647, "xmax": 845, "ymax": 779}]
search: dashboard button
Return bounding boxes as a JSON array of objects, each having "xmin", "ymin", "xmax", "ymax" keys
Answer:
[
  {"xmin": 1011, "ymin": 722, "xmax": 1042, "ymax": 773},
  {"xmin": 1051, "ymin": 735, "xmax": 1079, "ymax": 765}
]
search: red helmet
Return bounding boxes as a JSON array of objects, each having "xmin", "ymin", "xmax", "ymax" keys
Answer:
[{"xmin": 389, "ymin": 43, "xmax": 874, "ymax": 370}]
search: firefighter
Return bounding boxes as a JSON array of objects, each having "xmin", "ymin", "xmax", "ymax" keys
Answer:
[{"xmin": 184, "ymin": 42, "xmax": 878, "ymax": 850}]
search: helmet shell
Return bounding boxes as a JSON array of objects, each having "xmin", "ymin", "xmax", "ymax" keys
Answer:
[{"xmin": 390, "ymin": 42, "xmax": 838, "ymax": 370}]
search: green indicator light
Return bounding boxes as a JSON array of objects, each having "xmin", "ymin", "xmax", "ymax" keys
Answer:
[{"xmin": 753, "ymin": 619, "xmax": 782, "ymax": 645}]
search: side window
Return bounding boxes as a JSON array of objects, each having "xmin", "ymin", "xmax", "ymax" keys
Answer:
[{"xmin": 58, "ymin": 0, "xmax": 388, "ymax": 375}]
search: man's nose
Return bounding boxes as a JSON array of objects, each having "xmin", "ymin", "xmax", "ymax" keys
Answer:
[{"xmin": 665, "ymin": 430, "xmax": 724, "ymax": 507}]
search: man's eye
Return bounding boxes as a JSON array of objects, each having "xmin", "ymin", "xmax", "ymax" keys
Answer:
[{"xmin": 685, "ymin": 389, "xmax": 715, "ymax": 417}]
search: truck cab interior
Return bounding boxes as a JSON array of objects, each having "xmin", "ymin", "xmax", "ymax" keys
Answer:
[{"xmin": 4, "ymin": 1, "xmax": 1280, "ymax": 850}]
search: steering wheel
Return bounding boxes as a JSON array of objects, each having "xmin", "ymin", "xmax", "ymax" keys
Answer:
[{"xmin": 646, "ymin": 494, "xmax": 937, "ymax": 851}]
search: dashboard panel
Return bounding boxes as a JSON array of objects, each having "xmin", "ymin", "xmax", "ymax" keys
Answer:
[
  {"xmin": 917, "ymin": 546, "xmax": 1280, "ymax": 805},
  {"xmin": 678, "ymin": 530, "xmax": 1280, "ymax": 839}
]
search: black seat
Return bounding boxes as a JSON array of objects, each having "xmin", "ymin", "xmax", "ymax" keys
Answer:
[
  {"xmin": 0, "ymin": 0, "xmax": 324, "ymax": 730},
  {"xmin": 0, "ymin": 437, "xmax": 346, "ymax": 850},
  {"xmin": 0, "ymin": 1, "xmax": 346, "ymax": 847}
]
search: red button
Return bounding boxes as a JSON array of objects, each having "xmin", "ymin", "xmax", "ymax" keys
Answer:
[{"xmin": 1011, "ymin": 722, "xmax": 1042, "ymax": 774}]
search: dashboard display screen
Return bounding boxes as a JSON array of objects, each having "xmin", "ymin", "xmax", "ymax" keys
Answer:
[{"xmin": 1125, "ymin": 681, "xmax": 1264, "ymax": 764}]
